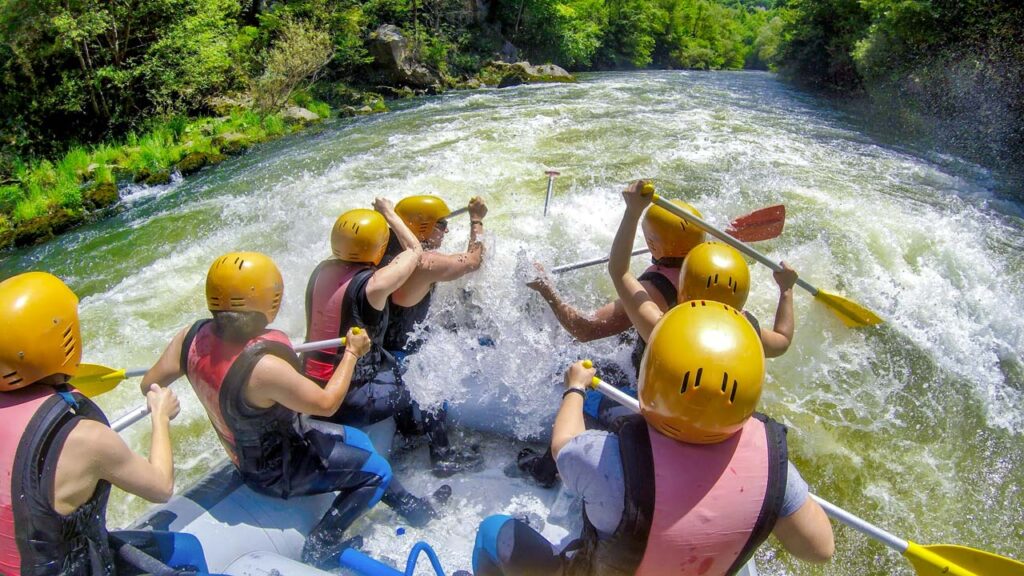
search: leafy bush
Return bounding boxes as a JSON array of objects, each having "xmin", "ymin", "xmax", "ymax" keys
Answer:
[{"xmin": 253, "ymin": 17, "xmax": 335, "ymax": 112}]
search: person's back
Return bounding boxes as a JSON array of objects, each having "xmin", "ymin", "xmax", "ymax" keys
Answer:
[
  {"xmin": 0, "ymin": 272, "xmax": 200, "ymax": 576},
  {"xmin": 472, "ymin": 302, "xmax": 834, "ymax": 575},
  {"xmin": 142, "ymin": 252, "xmax": 392, "ymax": 568}
]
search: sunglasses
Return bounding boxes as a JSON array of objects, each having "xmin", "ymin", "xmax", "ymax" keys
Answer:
[{"xmin": 435, "ymin": 219, "xmax": 448, "ymax": 232}]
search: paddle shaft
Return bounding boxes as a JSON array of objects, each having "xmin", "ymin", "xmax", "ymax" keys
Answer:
[
  {"xmin": 543, "ymin": 171, "xmax": 559, "ymax": 216},
  {"xmin": 648, "ymin": 195, "xmax": 819, "ymax": 296},
  {"xmin": 448, "ymin": 206, "xmax": 469, "ymax": 218},
  {"xmin": 110, "ymin": 335, "xmax": 349, "ymax": 432},
  {"xmin": 552, "ymin": 247, "xmax": 650, "ymax": 274},
  {"xmin": 589, "ymin": 376, "xmax": 911, "ymax": 555}
]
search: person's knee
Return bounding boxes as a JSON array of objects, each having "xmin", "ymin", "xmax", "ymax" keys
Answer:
[{"xmin": 341, "ymin": 426, "xmax": 393, "ymax": 505}]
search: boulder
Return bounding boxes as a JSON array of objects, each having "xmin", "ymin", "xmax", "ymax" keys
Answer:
[
  {"xmin": 281, "ymin": 106, "xmax": 321, "ymax": 124},
  {"xmin": 212, "ymin": 132, "xmax": 252, "ymax": 154},
  {"xmin": 83, "ymin": 182, "xmax": 119, "ymax": 210},
  {"xmin": 369, "ymin": 25, "xmax": 442, "ymax": 89},
  {"xmin": 479, "ymin": 60, "xmax": 576, "ymax": 88},
  {"xmin": 144, "ymin": 170, "xmax": 171, "ymax": 186}
]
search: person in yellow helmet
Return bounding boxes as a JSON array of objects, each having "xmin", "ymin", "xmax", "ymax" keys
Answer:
[
  {"xmin": 371, "ymin": 194, "xmax": 488, "ymax": 478},
  {"xmin": 608, "ymin": 180, "xmax": 798, "ymax": 358},
  {"xmin": 142, "ymin": 252, "xmax": 392, "ymax": 568},
  {"xmin": 518, "ymin": 195, "xmax": 707, "ymax": 486},
  {"xmin": 472, "ymin": 303, "xmax": 834, "ymax": 575},
  {"xmin": 302, "ymin": 199, "xmax": 455, "ymax": 526},
  {"xmin": 0, "ymin": 272, "xmax": 210, "ymax": 576}
]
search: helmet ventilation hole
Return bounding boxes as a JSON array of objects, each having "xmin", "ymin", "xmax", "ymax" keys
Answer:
[
  {"xmin": 680, "ymin": 371, "xmax": 690, "ymax": 393},
  {"xmin": 690, "ymin": 301, "xmax": 697, "ymax": 308},
  {"xmin": 714, "ymin": 273, "xmax": 719, "ymax": 284},
  {"xmin": 721, "ymin": 372, "xmax": 729, "ymax": 393},
  {"xmin": 693, "ymin": 367, "xmax": 702, "ymax": 388},
  {"xmin": 4, "ymin": 371, "xmax": 22, "ymax": 386},
  {"xmin": 230, "ymin": 297, "xmax": 246, "ymax": 307},
  {"xmin": 706, "ymin": 276, "xmax": 711, "ymax": 288},
  {"xmin": 354, "ymin": 224, "xmax": 361, "ymax": 234},
  {"xmin": 237, "ymin": 259, "xmax": 246, "ymax": 270},
  {"xmin": 730, "ymin": 381, "xmax": 738, "ymax": 403}
]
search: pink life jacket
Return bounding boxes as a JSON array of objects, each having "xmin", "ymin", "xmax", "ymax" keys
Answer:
[
  {"xmin": 0, "ymin": 386, "xmax": 113, "ymax": 575},
  {"xmin": 568, "ymin": 414, "xmax": 787, "ymax": 576},
  {"xmin": 183, "ymin": 320, "xmax": 302, "ymax": 492},
  {"xmin": 302, "ymin": 260, "xmax": 378, "ymax": 382}
]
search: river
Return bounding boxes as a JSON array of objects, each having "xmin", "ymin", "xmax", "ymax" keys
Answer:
[{"xmin": 2, "ymin": 70, "xmax": 1022, "ymax": 575}]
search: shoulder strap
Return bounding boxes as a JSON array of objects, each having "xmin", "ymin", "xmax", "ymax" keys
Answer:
[
  {"xmin": 726, "ymin": 413, "xmax": 788, "ymax": 575},
  {"xmin": 180, "ymin": 319, "xmax": 211, "ymax": 375},
  {"xmin": 638, "ymin": 270, "xmax": 677, "ymax": 308},
  {"xmin": 743, "ymin": 310, "xmax": 761, "ymax": 336},
  {"xmin": 221, "ymin": 339, "xmax": 301, "ymax": 420}
]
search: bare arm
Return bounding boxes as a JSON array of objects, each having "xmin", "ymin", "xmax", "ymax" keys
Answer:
[
  {"xmin": 140, "ymin": 326, "xmax": 189, "ymax": 394},
  {"xmin": 391, "ymin": 249, "xmax": 483, "ymax": 307},
  {"xmin": 760, "ymin": 262, "xmax": 797, "ymax": 358},
  {"xmin": 551, "ymin": 360, "xmax": 596, "ymax": 458},
  {"xmin": 527, "ymin": 264, "xmax": 633, "ymax": 341},
  {"xmin": 772, "ymin": 498, "xmax": 835, "ymax": 563},
  {"xmin": 56, "ymin": 386, "xmax": 181, "ymax": 511},
  {"xmin": 247, "ymin": 328, "xmax": 371, "ymax": 417},
  {"xmin": 366, "ymin": 198, "xmax": 423, "ymax": 310},
  {"xmin": 608, "ymin": 181, "xmax": 663, "ymax": 341}
]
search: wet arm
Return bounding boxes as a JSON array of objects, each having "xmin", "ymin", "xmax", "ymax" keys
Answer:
[
  {"xmin": 608, "ymin": 204, "xmax": 662, "ymax": 341},
  {"xmin": 761, "ymin": 263, "xmax": 797, "ymax": 358},
  {"xmin": 250, "ymin": 349, "xmax": 360, "ymax": 417},
  {"xmin": 140, "ymin": 327, "xmax": 188, "ymax": 395},
  {"xmin": 551, "ymin": 362, "xmax": 594, "ymax": 458},
  {"xmin": 77, "ymin": 411, "xmax": 176, "ymax": 503},
  {"xmin": 537, "ymin": 288, "xmax": 633, "ymax": 342}
]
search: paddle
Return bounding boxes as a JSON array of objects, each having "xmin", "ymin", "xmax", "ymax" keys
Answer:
[
  {"xmin": 543, "ymin": 170, "xmax": 560, "ymax": 216},
  {"xmin": 582, "ymin": 361, "xmax": 1024, "ymax": 576},
  {"xmin": 641, "ymin": 184, "xmax": 883, "ymax": 328},
  {"xmin": 550, "ymin": 204, "xmax": 787, "ymax": 275}
]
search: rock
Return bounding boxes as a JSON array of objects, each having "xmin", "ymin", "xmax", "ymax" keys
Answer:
[
  {"xmin": 497, "ymin": 73, "xmax": 525, "ymax": 88},
  {"xmin": 212, "ymin": 133, "xmax": 252, "ymax": 154},
  {"xmin": 83, "ymin": 182, "xmax": 119, "ymax": 210},
  {"xmin": 368, "ymin": 25, "xmax": 442, "ymax": 89},
  {"xmin": 281, "ymin": 106, "xmax": 321, "ymax": 124},
  {"xmin": 144, "ymin": 170, "xmax": 171, "ymax": 186},
  {"xmin": 480, "ymin": 60, "xmax": 576, "ymax": 88},
  {"xmin": 174, "ymin": 152, "xmax": 209, "ymax": 176},
  {"xmin": 12, "ymin": 209, "xmax": 85, "ymax": 248}
]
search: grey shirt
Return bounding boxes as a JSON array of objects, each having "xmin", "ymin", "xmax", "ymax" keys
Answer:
[{"xmin": 556, "ymin": 429, "xmax": 809, "ymax": 536}]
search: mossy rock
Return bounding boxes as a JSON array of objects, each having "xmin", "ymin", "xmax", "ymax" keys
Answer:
[
  {"xmin": 83, "ymin": 182, "xmax": 119, "ymax": 210},
  {"xmin": 144, "ymin": 170, "xmax": 172, "ymax": 186},
  {"xmin": 12, "ymin": 209, "xmax": 85, "ymax": 247},
  {"xmin": 175, "ymin": 152, "xmax": 210, "ymax": 176},
  {"xmin": 133, "ymin": 167, "xmax": 152, "ymax": 183},
  {"xmin": 212, "ymin": 133, "xmax": 251, "ymax": 155}
]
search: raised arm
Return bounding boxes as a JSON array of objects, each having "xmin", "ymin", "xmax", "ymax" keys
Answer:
[
  {"xmin": 140, "ymin": 326, "xmax": 189, "ymax": 395},
  {"xmin": 608, "ymin": 180, "xmax": 662, "ymax": 341},
  {"xmin": 526, "ymin": 263, "xmax": 633, "ymax": 342},
  {"xmin": 551, "ymin": 360, "xmax": 595, "ymax": 458},
  {"xmin": 247, "ymin": 327, "xmax": 371, "ymax": 417},
  {"xmin": 760, "ymin": 262, "xmax": 797, "ymax": 358},
  {"xmin": 366, "ymin": 198, "xmax": 423, "ymax": 310}
]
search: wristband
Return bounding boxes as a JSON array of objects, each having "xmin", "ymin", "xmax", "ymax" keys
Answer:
[
  {"xmin": 471, "ymin": 220, "xmax": 483, "ymax": 226},
  {"xmin": 562, "ymin": 388, "xmax": 586, "ymax": 401}
]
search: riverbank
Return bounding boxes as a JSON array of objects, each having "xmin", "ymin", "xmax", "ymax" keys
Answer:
[{"xmin": 0, "ymin": 60, "xmax": 577, "ymax": 252}]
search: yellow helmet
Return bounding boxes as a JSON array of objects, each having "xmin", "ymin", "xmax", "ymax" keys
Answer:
[
  {"xmin": 638, "ymin": 300, "xmax": 764, "ymax": 444},
  {"xmin": 679, "ymin": 242, "xmax": 751, "ymax": 310},
  {"xmin": 331, "ymin": 209, "xmax": 390, "ymax": 265},
  {"xmin": 206, "ymin": 252, "xmax": 284, "ymax": 323},
  {"xmin": 0, "ymin": 272, "xmax": 81, "ymax": 391},
  {"xmin": 395, "ymin": 195, "xmax": 451, "ymax": 242},
  {"xmin": 641, "ymin": 200, "xmax": 706, "ymax": 260}
]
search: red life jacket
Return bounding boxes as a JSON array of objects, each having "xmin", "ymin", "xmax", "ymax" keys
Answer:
[
  {"xmin": 567, "ymin": 414, "xmax": 787, "ymax": 576},
  {"xmin": 182, "ymin": 320, "xmax": 305, "ymax": 495},
  {"xmin": 303, "ymin": 259, "xmax": 386, "ymax": 384},
  {"xmin": 0, "ymin": 386, "xmax": 113, "ymax": 575}
]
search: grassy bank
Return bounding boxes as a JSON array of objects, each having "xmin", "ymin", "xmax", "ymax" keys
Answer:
[{"xmin": 0, "ymin": 103, "xmax": 341, "ymax": 251}]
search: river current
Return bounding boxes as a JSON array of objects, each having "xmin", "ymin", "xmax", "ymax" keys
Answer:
[{"xmin": 2, "ymin": 71, "xmax": 1022, "ymax": 575}]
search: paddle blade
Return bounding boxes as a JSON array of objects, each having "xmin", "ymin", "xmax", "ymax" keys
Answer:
[
  {"xmin": 70, "ymin": 363, "xmax": 128, "ymax": 398},
  {"xmin": 905, "ymin": 542, "xmax": 1024, "ymax": 576},
  {"xmin": 814, "ymin": 289, "xmax": 883, "ymax": 328},
  {"xmin": 726, "ymin": 205, "xmax": 785, "ymax": 242}
]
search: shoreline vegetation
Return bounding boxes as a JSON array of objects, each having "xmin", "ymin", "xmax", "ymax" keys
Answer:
[{"xmin": 2, "ymin": 0, "xmax": 1021, "ymax": 252}]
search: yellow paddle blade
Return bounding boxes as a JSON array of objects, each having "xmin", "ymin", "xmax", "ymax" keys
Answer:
[
  {"xmin": 905, "ymin": 541, "xmax": 1024, "ymax": 576},
  {"xmin": 70, "ymin": 363, "xmax": 128, "ymax": 398},
  {"xmin": 814, "ymin": 288, "xmax": 884, "ymax": 328}
]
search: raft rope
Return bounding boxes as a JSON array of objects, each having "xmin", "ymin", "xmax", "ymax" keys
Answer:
[{"xmin": 404, "ymin": 542, "xmax": 446, "ymax": 576}]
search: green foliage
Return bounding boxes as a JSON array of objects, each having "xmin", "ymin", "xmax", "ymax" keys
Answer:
[{"xmin": 253, "ymin": 16, "xmax": 335, "ymax": 112}]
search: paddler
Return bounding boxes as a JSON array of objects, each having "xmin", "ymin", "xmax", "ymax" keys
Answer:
[
  {"xmin": 472, "ymin": 302, "xmax": 835, "ymax": 575},
  {"xmin": 302, "ymin": 199, "xmax": 452, "ymax": 527},
  {"xmin": 0, "ymin": 272, "xmax": 207, "ymax": 575},
  {"xmin": 141, "ymin": 252, "xmax": 392, "ymax": 569},
  {"xmin": 518, "ymin": 195, "xmax": 707, "ymax": 485},
  {"xmin": 374, "ymin": 194, "xmax": 487, "ymax": 474},
  {"xmin": 608, "ymin": 179, "xmax": 798, "ymax": 356}
]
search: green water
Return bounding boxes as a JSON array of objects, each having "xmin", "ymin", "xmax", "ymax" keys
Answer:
[{"xmin": 2, "ymin": 71, "xmax": 1022, "ymax": 574}]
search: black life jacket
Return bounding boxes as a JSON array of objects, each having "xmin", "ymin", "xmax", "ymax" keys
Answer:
[
  {"xmin": 0, "ymin": 385, "xmax": 114, "ymax": 576},
  {"xmin": 630, "ymin": 264, "xmax": 680, "ymax": 374},
  {"xmin": 383, "ymin": 287, "xmax": 434, "ymax": 353},
  {"xmin": 182, "ymin": 320, "xmax": 306, "ymax": 497},
  {"xmin": 566, "ymin": 414, "xmax": 788, "ymax": 576}
]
